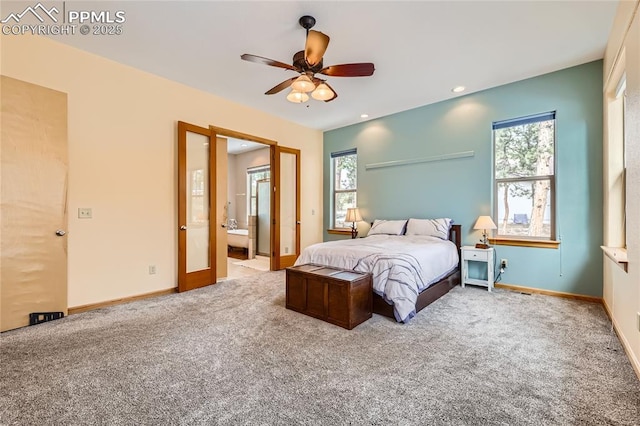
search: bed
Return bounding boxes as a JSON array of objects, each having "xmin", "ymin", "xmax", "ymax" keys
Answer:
[{"xmin": 294, "ymin": 219, "xmax": 461, "ymax": 322}]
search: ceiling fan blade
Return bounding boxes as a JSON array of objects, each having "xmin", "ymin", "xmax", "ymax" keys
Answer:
[
  {"xmin": 319, "ymin": 63, "xmax": 375, "ymax": 77},
  {"xmin": 265, "ymin": 77, "xmax": 298, "ymax": 95},
  {"xmin": 305, "ymin": 30, "xmax": 330, "ymax": 67},
  {"xmin": 322, "ymin": 82, "xmax": 338, "ymax": 102},
  {"xmin": 241, "ymin": 54, "xmax": 298, "ymax": 71}
]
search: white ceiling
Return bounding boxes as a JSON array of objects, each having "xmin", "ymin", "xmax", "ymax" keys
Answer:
[
  {"xmin": 49, "ymin": 1, "xmax": 618, "ymax": 131},
  {"xmin": 226, "ymin": 137, "xmax": 266, "ymax": 155}
]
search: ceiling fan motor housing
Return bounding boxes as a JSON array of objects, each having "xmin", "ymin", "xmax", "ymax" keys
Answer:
[{"xmin": 293, "ymin": 50, "xmax": 323, "ymax": 73}]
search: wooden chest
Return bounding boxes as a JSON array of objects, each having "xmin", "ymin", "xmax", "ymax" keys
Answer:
[{"xmin": 286, "ymin": 264, "xmax": 372, "ymax": 330}]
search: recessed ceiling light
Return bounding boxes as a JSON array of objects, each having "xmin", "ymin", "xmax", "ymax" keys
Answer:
[
  {"xmin": 452, "ymin": 86, "xmax": 466, "ymax": 93},
  {"xmin": 241, "ymin": 143, "xmax": 248, "ymax": 147},
  {"xmin": 360, "ymin": 114, "xmax": 369, "ymax": 119}
]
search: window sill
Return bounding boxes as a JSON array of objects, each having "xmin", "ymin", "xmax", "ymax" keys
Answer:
[
  {"xmin": 327, "ymin": 228, "xmax": 352, "ymax": 236},
  {"xmin": 488, "ymin": 238, "xmax": 560, "ymax": 249},
  {"xmin": 601, "ymin": 246, "xmax": 628, "ymax": 272}
]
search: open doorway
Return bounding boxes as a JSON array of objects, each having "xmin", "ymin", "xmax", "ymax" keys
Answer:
[{"xmin": 225, "ymin": 137, "xmax": 271, "ymax": 278}]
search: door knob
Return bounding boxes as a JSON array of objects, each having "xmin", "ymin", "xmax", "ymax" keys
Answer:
[
  {"xmin": 55, "ymin": 230, "xmax": 66, "ymax": 236},
  {"xmin": 180, "ymin": 225, "xmax": 187, "ymax": 231}
]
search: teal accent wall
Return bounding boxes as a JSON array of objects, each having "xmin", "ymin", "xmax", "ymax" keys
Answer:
[{"xmin": 323, "ymin": 60, "xmax": 603, "ymax": 297}]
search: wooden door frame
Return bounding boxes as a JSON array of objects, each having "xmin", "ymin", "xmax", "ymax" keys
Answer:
[
  {"xmin": 209, "ymin": 126, "xmax": 278, "ymax": 270},
  {"xmin": 177, "ymin": 121, "xmax": 216, "ymax": 292}
]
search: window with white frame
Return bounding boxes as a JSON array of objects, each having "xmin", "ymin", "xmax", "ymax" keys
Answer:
[
  {"xmin": 247, "ymin": 165, "xmax": 270, "ymax": 219},
  {"xmin": 331, "ymin": 149, "xmax": 357, "ymax": 228},
  {"xmin": 608, "ymin": 72, "xmax": 627, "ymax": 248},
  {"xmin": 493, "ymin": 112, "xmax": 556, "ymax": 240}
]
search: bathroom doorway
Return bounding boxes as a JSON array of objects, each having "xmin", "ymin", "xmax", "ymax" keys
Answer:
[{"xmin": 225, "ymin": 137, "xmax": 271, "ymax": 278}]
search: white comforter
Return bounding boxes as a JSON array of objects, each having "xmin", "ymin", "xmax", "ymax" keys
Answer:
[{"xmin": 295, "ymin": 235, "xmax": 459, "ymax": 322}]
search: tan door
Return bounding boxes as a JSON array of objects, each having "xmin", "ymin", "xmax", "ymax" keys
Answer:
[
  {"xmin": 1, "ymin": 76, "xmax": 68, "ymax": 331},
  {"xmin": 177, "ymin": 122, "xmax": 216, "ymax": 292},
  {"xmin": 273, "ymin": 146, "xmax": 300, "ymax": 269}
]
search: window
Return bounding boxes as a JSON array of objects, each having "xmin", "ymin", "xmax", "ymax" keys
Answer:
[
  {"xmin": 605, "ymin": 72, "xmax": 627, "ymax": 248},
  {"xmin": 247, "ymin": 165, "xmax": 270, "ymax": 219},
  {"xmin": 331, "ymin": 149, "xmax": 357, "ymax": 228},
  {"xmin": 615, "ymin": 74, "xmax": 627, "ymax": 248},
  {"xmin": 602, "ymin": 66, "xmax": 627, "ymax": 270},
  {"xmin": 493, "ymin": 112, "xmax": 556, "ymax": 240}
]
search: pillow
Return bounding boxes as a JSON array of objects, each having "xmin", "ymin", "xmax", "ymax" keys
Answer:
[
  {"xmin": 368, "ymin": 219, "xmax": 407, "ymax": 236},
  {"xmin": 405, "ymin": 218, "xmax": 452, "ymax": 240}
]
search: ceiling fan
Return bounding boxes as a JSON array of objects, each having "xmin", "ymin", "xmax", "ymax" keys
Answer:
[{"xmin": 241, "ymin": 15, "xmax": 375, "ymax": 103}]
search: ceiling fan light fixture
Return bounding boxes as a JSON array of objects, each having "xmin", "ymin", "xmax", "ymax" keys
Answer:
[
  {"xmin": 291, "ymin": 75, "xmax": 315, "ymax": 92},
  {"xmin": 311, "ymin": 83, "xmax": 334, "ymax": 101},
  {"xmin": 286, "ymin": 89, "xmax": 309, "ymax": 103}
]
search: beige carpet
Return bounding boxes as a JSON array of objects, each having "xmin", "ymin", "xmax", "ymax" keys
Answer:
[
  {"xmin": 233, "ymin": 255, "xmax": 270, "ymax": 271},
  {"xmin": 1, "ymin": 271, "xmax": 639, "ymax": 424}
]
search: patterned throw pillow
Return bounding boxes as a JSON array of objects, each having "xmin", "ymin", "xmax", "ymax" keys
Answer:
[{"xmin": 405, "ymin": 218, "xmax": 452, "ymax": 240}]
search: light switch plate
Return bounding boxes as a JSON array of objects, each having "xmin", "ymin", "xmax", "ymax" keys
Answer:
[{"xmin": 78, "ymin": 208, "xmax": 92, "ymax": 219}]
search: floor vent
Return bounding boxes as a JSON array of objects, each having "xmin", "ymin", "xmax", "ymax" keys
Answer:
[{"xmin": 29, "ymin": 312, "xmax": 64, "ymax": 326}]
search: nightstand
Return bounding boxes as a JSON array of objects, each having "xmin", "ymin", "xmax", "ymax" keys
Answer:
[{"xmin": 461, "ymin": 246, "xmax": 494, "ymax": 292}]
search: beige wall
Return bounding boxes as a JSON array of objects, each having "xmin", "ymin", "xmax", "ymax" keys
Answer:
[
  {"xmin": 0, "ymin": 35, "xmax": 323, "ymax": 308},
  {"xmin": 230, "ymin": 147, "xmax": 271, "ymax": 229},
  {"xmin": 602, "ymin": 0, "xmax": 640, "ymax": 377}
]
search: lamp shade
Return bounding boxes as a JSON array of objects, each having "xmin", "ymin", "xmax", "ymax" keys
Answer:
[
  {"xmin": 286, "ymin": 89, "xmax": 309, "ymax": 103},
  {"xmin": 291, "ymin": 75, "xmax": 315, "ymax": 93},
  {"xmin": 345, "ymin": 208, "xmax": 362, "ymax": 223},
  {"xmin": 473, "ymin": 215, "xmax": 497, "ymax": 230},
  {"xmin": 311, "ymin": 83, "xmax": 334, "ymax": 101}
]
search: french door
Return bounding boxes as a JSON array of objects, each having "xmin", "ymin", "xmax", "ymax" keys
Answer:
[
  {"xmin": 177, "ymin": 122, "xmax": 216, "ymax": 292},
  {"xmin": 273, "ymin": 146, "xmax": 301, "ymax": 269}
]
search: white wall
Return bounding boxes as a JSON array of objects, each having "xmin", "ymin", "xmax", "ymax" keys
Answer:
[
  {"xmin": 602, "ymin": 0, "xmax": 640, "ymax": 377},
  {"xmin": 0, "ymin": 35, "xmax": 323, "ymax": 308},
  {"xmin": 226, "ymin": 149, "xmax": 237, "ymax": 222}
]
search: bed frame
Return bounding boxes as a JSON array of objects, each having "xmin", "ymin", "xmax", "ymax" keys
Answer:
[{"xmin": 372, "ymin": 224, "xmax": 462, "ymax": 320}]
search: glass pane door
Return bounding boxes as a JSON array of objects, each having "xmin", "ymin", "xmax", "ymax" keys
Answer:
[
  {"xmin": 186, "ymin": 132, "xmax": 210, "ymax": 272},
  {"xmin": 275, "ymin": 146, "xmax": 300, "ymax": 269},
  {"xmin": 280, "ymin": 152, "xmax": 296, "ymax": 257},
  {"xmin": 177, "ymin": 121, "xmax": 216, "ymax": 292}
]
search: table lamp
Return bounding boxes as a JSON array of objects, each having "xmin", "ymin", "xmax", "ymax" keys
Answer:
[
  {"xmin": 345, "ymin": 208, "xmax": 362, "ymax": 239},
  {"xmin": 473, "ymin": 215, "xmax": 497, "ymax": 249}
]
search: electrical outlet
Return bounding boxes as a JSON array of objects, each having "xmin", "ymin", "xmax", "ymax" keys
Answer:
[
  {"xmin": 149, "ymin": 265, "xmax": 156, "ymax": 275},
  {"xmin": 78, "ymin": 208, "xmax": 92, "ymax": 219},
  {"xmin": 501, "ymin": 259, "xmax": 508, "ymax": 268}
]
